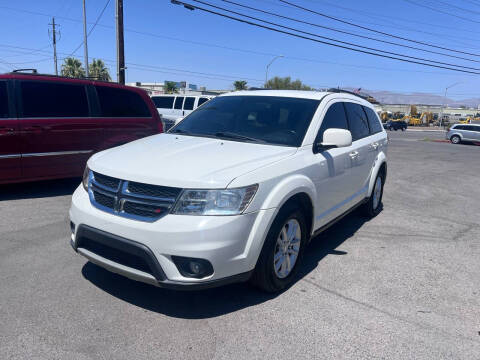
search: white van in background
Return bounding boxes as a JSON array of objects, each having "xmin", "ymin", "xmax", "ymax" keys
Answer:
[{"xmin": 151, "ymin": 94, "xmax": 215, "ymax": 130}]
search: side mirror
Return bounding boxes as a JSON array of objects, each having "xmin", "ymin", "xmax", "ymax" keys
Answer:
[{"xmin": 315, "ymin": 128, "xmax": 352, "ymax": 152}]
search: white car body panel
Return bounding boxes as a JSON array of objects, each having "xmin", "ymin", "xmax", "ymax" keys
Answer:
[{"xmin": 70, "ymin": 90, "xmax": 388, "ymax": 288}]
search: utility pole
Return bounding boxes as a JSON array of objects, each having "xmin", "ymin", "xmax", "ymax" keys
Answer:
[
  {"xmin": 49, "ymin": 18, "xmax": 59, "ymax": 75},
  {"xmin": 116, "ymin": 0, "xmax": 125, "ymax": 84},
  {"xmin": 82, "ymin": 0, "xmax": 89, "ymax": 77}
]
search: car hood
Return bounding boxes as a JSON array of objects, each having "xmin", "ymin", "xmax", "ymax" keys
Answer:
[{"xmin": 88, "ymin": 134, "xmax": 297, "ymax": 188}]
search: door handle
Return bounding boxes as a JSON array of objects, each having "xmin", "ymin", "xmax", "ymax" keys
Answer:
[
  {"xmin": 371, "ymin": 142, "xmax": 379, "ymax": 150},
  {"xmin": 0, "ymin": 127, "xmax": 14, "ymax": 135},
  {"xmin": 349, "ymin": 150, "xmax": 359, "ymax": 159},
  {"xmin": 23, "ymin": 125, "xmax": 44, "ymax": 133}
]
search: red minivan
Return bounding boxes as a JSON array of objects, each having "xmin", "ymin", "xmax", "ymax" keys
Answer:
[{"xmin": 0, "ymin": 72, "xmax": 163, "ymax": 185}]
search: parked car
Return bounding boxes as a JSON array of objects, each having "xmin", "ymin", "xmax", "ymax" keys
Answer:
[
  {"xmin": 0, "ymin": 72, "xmax": 162, "ymax": 185},
  {"xmin": 446, "ymin": 123, "xmax": 480, "ymax": 144},
  {"xmin": 151, "ymin": 94, "xmax": 214, "ymax": 130},
  {"xmin": 383, "ymin": 120, "xmax": 407, "ymax": 131},
  {"xmin": 70, "ymin": 90, "xmax": 388, "ymax": 292}
]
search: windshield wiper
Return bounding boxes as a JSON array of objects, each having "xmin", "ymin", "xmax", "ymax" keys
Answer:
[
  {"xmin": 213, "ymin": 132, "xmax": 265, "ymax": 143},
  {"xmin": 169, "ymin": 128, "xmax": 190, "ymax": 134}
]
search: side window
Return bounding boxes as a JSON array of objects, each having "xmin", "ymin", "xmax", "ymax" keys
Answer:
[
  {"xmin": 21, "ymin": 81, "xmax": 89, "ymax": 118},
  {"xmin": 315, "ymin": 102, "xmax": 348, "ymax": 142},
  {"xmin": 0, "ymin": 82, "xmax": 8, "ymax": 118},
  {"xmin": 174, "ymin": 96, "xmax": 184, "ymax": 110},
  {"xmin": 467, "ymin": 125, "xmax": 479, "ymax": 131},
  {"xmin": 197, "ymin": 97, "xmax": 210, "ymax": 107},
  {"xmin": 344, "ymin": 102, "xmax": 370, "ymax": 141},
  {"xmin": 96, "ymin": 86, "xmax": 150, "ymax": 117},
  {"xmin": 455, "ymin": 125, "xmax": 465, "ymax": 130},
  {"xmin": 152, "ymin": 96, "xmax": 174, "ymax": 109},
  {"xmin": 183, "ymin": 97, "xmax": 195, "ymax": 110},
  {"xmin": 363, "ymin": 106, "xmax": 383, "ymax": 134}
]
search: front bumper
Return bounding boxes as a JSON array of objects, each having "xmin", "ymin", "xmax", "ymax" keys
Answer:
[{"xmin": 69, "ymin": 186, "xmax": 275, "ymax": 289}]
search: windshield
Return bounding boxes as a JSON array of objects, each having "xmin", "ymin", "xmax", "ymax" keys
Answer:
[{"xmin": 170, "ymin": 95, "xmax": 320, "ymax": 147}]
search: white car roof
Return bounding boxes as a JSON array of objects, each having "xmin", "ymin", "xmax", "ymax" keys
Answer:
[{"xmin": 219, "ymin": 90, "xmax": 372, "ymax": 106}]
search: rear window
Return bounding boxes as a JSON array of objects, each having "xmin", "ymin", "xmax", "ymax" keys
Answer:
[
  {"xmin": 96, "ymin": 86, "xmax": 150, "ymax": 117},
  {"xmin": 363, "ymin": 106, "xmax": 383, "ymax": 134},
  {"xmin": 198, "ymin": 97, "xmax": 210, "ymax": 106},
  {"xmin": 20, "ymin": 81, "xmax": 89, "ymax": 118},
  {"xmin": 344, "ymin": 102, "xmax": 370, "ymax": 141},
  {"xmin": 152, "ymin": 96, "xmax": 174, "ymax": 109},
  {"xmin": 183, "ymin": 97, "xmax": 195, "ymax": 110},
  {"xmin": 174, "ymin": 96, "xmax": 184, "ymax": 110},
  {"xmin": 0, "ymin": 82, "xmax": 8, "ymax": 118}
]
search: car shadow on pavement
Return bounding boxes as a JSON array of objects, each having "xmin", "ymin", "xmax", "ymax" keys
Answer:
[
  {"xmin": 81, "ymin": 212, "xmax": 368, "ymax": 319},
  {"xmin": 0, "ymin": 178, "xmax": 80, "ymax": 201}
]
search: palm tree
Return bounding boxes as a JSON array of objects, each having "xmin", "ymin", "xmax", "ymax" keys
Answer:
[
  {"xmin": 89, "ymin": 59, "xmax": 111, "ymax": 81},
  {"xmin": 233, "ymin": 80, "xmax": 248, "ymax": 91},
  {"xmin": 164, "ymin": 81, "xmax": 178, "ymax": 94},
  {"xmin": 61, "ymin": 57, "xmax": 85, "ymax": 78}
]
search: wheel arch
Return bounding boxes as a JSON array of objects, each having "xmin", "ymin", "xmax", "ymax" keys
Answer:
[{"xmin": 368, "ymin": 152, "xmax": 387, "ymax": 197}]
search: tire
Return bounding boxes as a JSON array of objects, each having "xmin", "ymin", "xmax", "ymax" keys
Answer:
[
  {"xmin": 361, "ymin": 171, "xmax": 384, "ymax": 218},
  {"xmin": 450, "ymin": 135, "xmax": 461, "ymax": 144},
  {"xmin": 250, "ymin": 204, "xmax": 308, "ymax": 292},
  {"xmin": 394, "ymin": 128, "xmax": 398, "ymax": 131}
]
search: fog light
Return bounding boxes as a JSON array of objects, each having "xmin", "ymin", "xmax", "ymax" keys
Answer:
[{"xmin": 171, "ymin": 256, "xmax": 214, "ymax": 279}]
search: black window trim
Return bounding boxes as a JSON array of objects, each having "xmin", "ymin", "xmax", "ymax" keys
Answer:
[
  {"xmin": 174, "ymin": 96, "xmax": 185, "ymax": 110},
  {"xmin": 183, "ymin": 96, "xmax": 196, "ymax": 111},
  {"xmin": 362, "ymin": 105, "xmax": 382, "ymax": 135},
  {"xmin": 15, "ymin": 79, "xmax": 92, "ymax": 119},
  {"xmin": 344, "ymin": 101, "xmax": 371, "ymax": 141},
  {"xmin": 0, "ymin": 79, "xmax": 16, "ymax": 119},
  {"xmin": 151, "ymin": 95, "xmax": 175, "ymax": 110},
  {"xmin": 93, "ymin": 84, "xmax": 152, "ymax": 118},
  {"xmin": 312, "ymin": 100, "xmax": 350, "ymax": 153}
]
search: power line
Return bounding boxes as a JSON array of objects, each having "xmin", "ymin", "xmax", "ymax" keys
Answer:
[
  {"xmin": 171, "ymin": 0, "xmax": 480, "ymax": 75},
  {"xmin": 294, "ymin": 0, "xmax": 480, "ymax": 46},
  {"xmin": 279, "ymin": 0, "xmax": 480, "ymax": 57},
  {"xmin": 425, "ymin": 0, "xmax": 480, "ymax": 16},
  {"xmin": 70, "ymin": 0, "xmax": 111, "ymax": 56},
  {"xmin": 402, "ymin": 0, "xmax": 480, "ymax": 24},
  {"xmin": 190, "ymin": 0, "xmax": 480, "ymax": 72},
  {"xmin": 219, "ymin": 0, "xmax": 480, "ymax": 65}
]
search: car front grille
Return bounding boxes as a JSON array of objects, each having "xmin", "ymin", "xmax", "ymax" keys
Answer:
[{"xmin": 87, "ymin": 171, "xmax": 182, "ymax": 222}]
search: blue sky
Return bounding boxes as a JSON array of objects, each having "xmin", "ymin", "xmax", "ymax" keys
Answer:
[{"xmin": 1, "ymin": 0, "xmax": 480, "ymax": 98}]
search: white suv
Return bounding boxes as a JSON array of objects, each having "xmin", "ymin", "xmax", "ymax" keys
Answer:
[{"xmin": 70, "ymin": 90, "xmax": 388, "ymax": 292}]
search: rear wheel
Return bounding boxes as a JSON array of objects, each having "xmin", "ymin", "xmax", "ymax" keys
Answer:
[
  {"xmin": 361, "ymin": 171, "xmax": 384, "ymax": 218},
  {"xmin": 450, "ymin": 135, "xmax": 461, "ymax": 144},
  {"xmin": 250, "ymin": 205, "xmax": 307, "ymax": 292}
]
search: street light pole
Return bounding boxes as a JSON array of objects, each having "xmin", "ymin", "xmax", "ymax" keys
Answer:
[
  {"xmin": 265, "ymin": 55, "xmax": 283, "ymax": 87},
  {"xmin": 439, "ymin": 82, "xmax": 461, "ymax": 128}
]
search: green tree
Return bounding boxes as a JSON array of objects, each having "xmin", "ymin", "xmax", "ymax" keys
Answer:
[
  {"xmin": 88, "ymin": 59, "xmax": 111, "ymax": 81},
  {"xmin": 233, "ymin": 80, "xmax": 248, "ymax": 91},
  {"xmin": 164, "ymin": 81, "xmax": 178, "ymax": 94},
  {"xmin": 61, "ymin": 57, "xmax": 85, "ymax": 78},
  {"xmin": 265, "ymin": 76, "xmax": 312, "ymax": 90}
]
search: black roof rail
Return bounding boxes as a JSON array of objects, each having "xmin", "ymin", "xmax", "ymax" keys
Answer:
[
  {"xmin": 327, "ymin": 87, "xmax": 368, "ymax": 99},
  {"xmin": 12, "ymin": 68, "xmax": 38, "ymax": 74}
]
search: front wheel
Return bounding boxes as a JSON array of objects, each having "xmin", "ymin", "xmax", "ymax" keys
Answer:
[
  {"xmin": 250, "ymin": 205, "xmax": 307, "ymax": 292},
  {"xmin": 450, "ymin": 135, "xmax": 461, "ymax": 144}
]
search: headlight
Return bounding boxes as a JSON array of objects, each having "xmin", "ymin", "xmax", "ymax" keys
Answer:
[
  {"xmin": 172, "ymin": 184, "xmax": 258, "ymax": 215},
  {"xmin": 82, "ymin": 166, "xmax": 90, "ymax": 191}
]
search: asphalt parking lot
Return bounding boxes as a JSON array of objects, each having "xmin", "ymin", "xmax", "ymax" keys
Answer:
[{"xmin": 1, "ymin": 130, "xmax": 479, "ymax": 360}]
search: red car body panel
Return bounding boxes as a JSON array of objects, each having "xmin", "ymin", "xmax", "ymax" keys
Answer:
[{"xmin": 0, "ymin": 73, "xmax": 162, "ymax": 185}]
